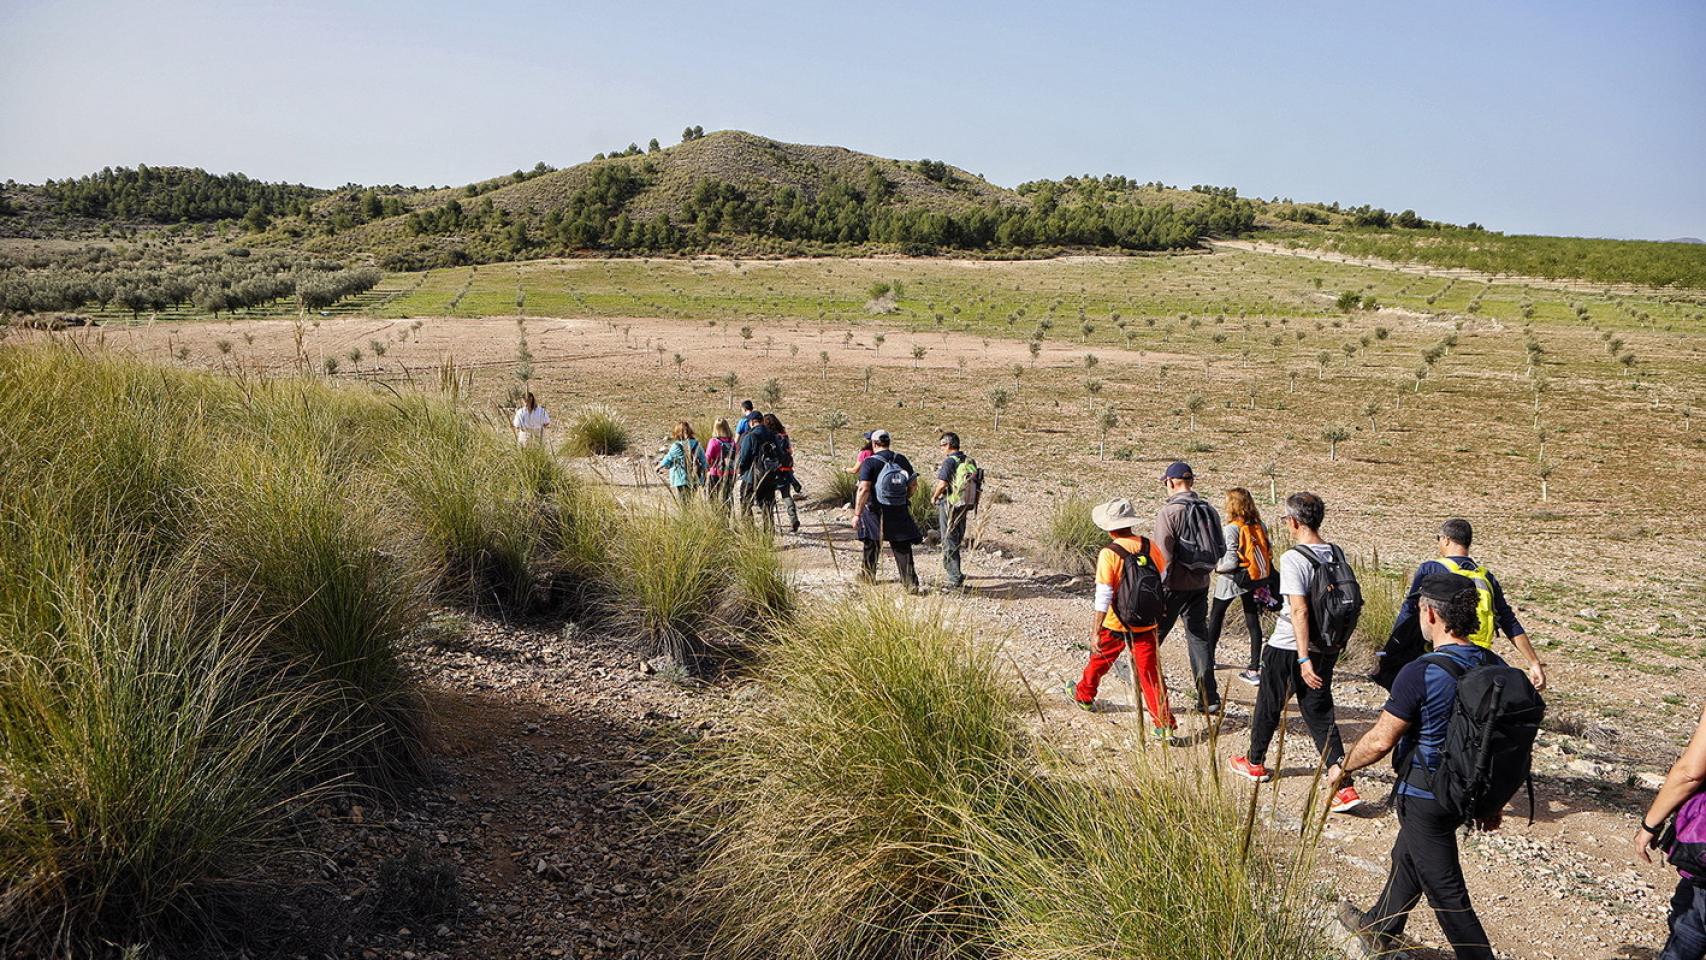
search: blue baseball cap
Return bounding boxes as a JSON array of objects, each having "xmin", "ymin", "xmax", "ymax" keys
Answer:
[{"xmin": 1162, "ymin": 460, "xmax": 1194, "ymax": 481}]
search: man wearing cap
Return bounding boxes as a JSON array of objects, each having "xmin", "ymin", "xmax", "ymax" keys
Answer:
[
  {"xmin": 1073, "ymin": 498, "xmax": 1176, "ymax": 740},
  {"xmin": 1152, "ymin": 460, "xmax": 1227, "ymax": 715},
  {"xmin": 1378, "ymin": 517, "xmax": 1546, "ymax": 692},
  {"xmin": 1335, "ymin": 572, "xmax": 1504, "ymax": 960},
  {"xmin": 852, "ymin": 429, "xmax": 923, "ymax": 590},
  {"xmin": 931, "ymin": 431, "xmax": 972, "ymax": 591}
]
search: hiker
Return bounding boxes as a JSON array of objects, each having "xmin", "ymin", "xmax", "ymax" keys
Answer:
[
  {"xmin": 1375, "ymin": 518, "xmax": 1547, "ymax": 691},
  {"xmin": 1073, "ymin": 498, "xmax": 1176, "ymax": 741},
  {"xmin": 734, "ymin": 409, "xmax": 763, "ymax": 505},
  {"xmin": 851, "ymin": 429, "xmax": 922, "ymax": 590},
  {"xmin": 768, "ymin": 413, "xmax": 802, "ymax": 533},
  {"xmin": 1229, "ymin": 492, "xmax": 1364, "ymax": 815},
  {"xmin": 735, "ymin": 411, "xmax": 782, "ymax": 532},
  {"xmin": 655, "ymin": 421, "xmax": 706, "ymax": 501},
  {"xmin": 931, "ymin": 431, "xmax": 982, "ymax": 591},
  {"xmin": 705, "ymin": 418, "xmax": 737, "ymax": 509},
  {"xmin": 1152, "ymin": 461, "xmax": 1227, "ymax": 714},
  {"xmin": 1336, "ymin": 572, "xmax": 1537, "ymax": 960},
  {"xmin": 511, "ymin": 391, "xmax": 551, "ymax": 446},
  {"xmin": 1210, "ymin": 487, "xmax": 1274, "ymax": 688},
  {"xmin": 848, "ymin": 433, "xmax": 875, "ymax": 473},
  {"xmin": 1637, "ymin": 702, "xmax": 1706, "ymax": 960}
]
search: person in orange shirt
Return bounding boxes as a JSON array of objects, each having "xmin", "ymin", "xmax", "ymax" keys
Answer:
[{"xmin": 1073, "ymin": 498, "xmax": 1176, "ymax": 741}]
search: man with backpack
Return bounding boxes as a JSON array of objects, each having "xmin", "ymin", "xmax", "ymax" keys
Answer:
[
  {"xmin": 852, "ymin": 429, "xmax": 922, "ymax": 591},
  {"xmin": 931, "ymin": 431, "xmax": 982, "ymax": 591},
  {"xmin": 1336, "ymin": 571, "xmax": 1545, "ymax": 960},
  {"xmin": 1373, "ymin": 518, "xmax": 1547, "ymax": 693},
  {"xmin": 1229, "ymin": 492, "xmax": 1364, "ymax": 815},
  {"xmin": 736, "ymin": 412, "xmax": 783, "ymax": 532},
  {"xmin": 1152, "ymin": 461, "xmax": 1228, "ymax": 715},
  {"xmin": 1072, "ymin": 498, "xmax": 1175, "ymax": 741}
]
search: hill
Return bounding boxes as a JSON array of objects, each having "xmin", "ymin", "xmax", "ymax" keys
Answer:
[{"xmin": 4, "ymin": 130, "xmax": 1705, "ymax": 290}]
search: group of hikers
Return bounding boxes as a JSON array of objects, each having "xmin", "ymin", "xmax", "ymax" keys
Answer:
[{"xmin": 517, "ymin": 391, "xmax": 1705, "ymax": 960}]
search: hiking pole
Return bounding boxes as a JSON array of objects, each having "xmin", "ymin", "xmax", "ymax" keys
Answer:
[
  {"xmin": 818, "ymin": 512, "xmax": 843, "ymax": 577},
  {"xmin": 1269, "ymin": 698, "xmax": 1290, "ymax": 823}
]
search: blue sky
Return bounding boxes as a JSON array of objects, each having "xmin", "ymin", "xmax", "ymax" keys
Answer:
[{"xmin": 2, "ymin": 0, "xmax": 1701, "ymax": 239}]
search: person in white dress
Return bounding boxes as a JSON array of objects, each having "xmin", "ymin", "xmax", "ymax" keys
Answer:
[{"xmin": 512, "ymin": 391, "xmax": 551, "ymax": 446}]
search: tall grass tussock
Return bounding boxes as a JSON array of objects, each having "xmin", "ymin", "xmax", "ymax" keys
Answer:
[
  {"xmin": 0, "ymin": 344, "xmax": 624, "ymax": 951},
  {"xmin": 561, "ymin": 404, "xmax": 630, "ymax": 456},
  {"xmin": 1043, "ymin": 495, "xmax": 1104, "ymax": 573},
  {"xmin": 608, "ymin": 498, "xmax": 793, "ymax": 666},
  {"xmin": 670, "ymin": 596, "xmax": 1328, "ymax": 960}
]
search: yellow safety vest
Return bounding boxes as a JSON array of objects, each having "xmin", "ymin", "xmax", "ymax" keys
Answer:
[{"xmin": 1439, "ymin": 557, "xmax": 1496, "ymax": 649}]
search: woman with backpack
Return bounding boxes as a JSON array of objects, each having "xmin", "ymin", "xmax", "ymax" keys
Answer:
[
  {"xmin": 706, "ymin": 418, "xmax": 737, "ymax": 510},
  {"xmin": 768, "ymin": 414, "xmax": 803, "ymax": 533},
  {"xmin": 656, "ymin": 421, "xmax": 707, "ymax": 501},
  {"xmin": 1638, "ymin": 703, "xmax": 1706, "ymax": 960},
  {"xmin": 1211, "ymin": 487, "xmax": 1275, "ymax": 688}
]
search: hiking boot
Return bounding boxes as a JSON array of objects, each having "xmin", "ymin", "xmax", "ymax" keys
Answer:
[
  {"xmin": 1331, "ymin": 786, "xmax": 1365, "ymax": 814},
  {"xmin": 1228, "ymin": 755, "xmax": 1272, "ymax": 782},
  {"xmin": 1237, "ymin": 669, "xmax": 1260, "ymax": 687},
  {"xmin": 1152, "ymin": 726, "xmax": 1175, "ymax": 745},
  {"xmin": 1074, "ymin": 698, "xmax": 1096, "ymax": 712},
  {"xmin": 1335, "ymin": 900, "xmax": 1398, "ymax": 956},
  {"xmin": 790, "ymin": 521, "xmax": 801, "ymax": 533},
  {"xmin": 1200, "ymin": 700, "xmax": 1222, "ymax": 716}
]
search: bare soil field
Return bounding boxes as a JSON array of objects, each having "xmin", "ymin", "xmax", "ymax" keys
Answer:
[{"xmin": 35, "ymin": 247, "xmax": 1705, "ymax": 959}]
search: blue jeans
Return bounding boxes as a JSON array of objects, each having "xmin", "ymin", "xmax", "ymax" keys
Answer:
[{"xmin": 1663, "ymin": 878, "xmax": 1706, "ymax": 960}]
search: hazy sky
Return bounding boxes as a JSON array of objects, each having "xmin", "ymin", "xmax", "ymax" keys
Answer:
[{"xmin": 3, "ymin": 0, "xmax": 1702, "ymax": 240}]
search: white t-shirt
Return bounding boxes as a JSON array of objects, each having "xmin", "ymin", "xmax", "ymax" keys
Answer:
[
  {"xmin": 1265, "ymin": 542, "xmax": 1335, "ymax": 652},
  {"xmin": 512, "ymin": 406, "xmax": 551, "ymax": 431}
]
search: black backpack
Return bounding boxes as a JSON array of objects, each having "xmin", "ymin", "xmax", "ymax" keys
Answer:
[
  {"xmin": 1293, "ymin": 544, "xmax": 1363, "ymax": 652},
  {"xmin": 1170, "ymin": 499, "xmax": 1226, "ymax": 576},
  {"xmin": 1107, "ymin": 539, "xmax": 1166, "ymax": 629},
  {"xmin": 1404, "ymin": 652, "xmax": 1545, "ymax": 823},
  {"xmin": 1371, "ymin": 612, "xmax": 1425, "ymax": 690}
]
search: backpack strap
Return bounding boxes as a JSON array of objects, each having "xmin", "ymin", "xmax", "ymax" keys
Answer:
[{"xmin": 1419, "ymin": 651, "xmax": 1470, "ymax": 681}]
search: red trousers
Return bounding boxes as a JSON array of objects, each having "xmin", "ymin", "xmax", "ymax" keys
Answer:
[{"xmin": 1075, "ymin": 626, "xmax": 1175, "ymax": 729}]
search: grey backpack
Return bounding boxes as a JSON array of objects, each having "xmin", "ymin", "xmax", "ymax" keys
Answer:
[{"xmin": 1171, "ymin": 500, "xmax": 1226, "ymax": 575}]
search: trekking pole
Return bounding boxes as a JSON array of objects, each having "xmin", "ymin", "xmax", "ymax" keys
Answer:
[
  {"xmin": 818, "ymin": 512, "xmax": 843, "ymax": 576},
  {"xmin": 1268, "ymin": 699, "xmax": 1290, "ymax": 822}
]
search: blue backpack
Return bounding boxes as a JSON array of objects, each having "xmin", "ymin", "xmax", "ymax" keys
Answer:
[{"xmin": 873, "ymin": 452, "xmax": 913, "ymax": 506}]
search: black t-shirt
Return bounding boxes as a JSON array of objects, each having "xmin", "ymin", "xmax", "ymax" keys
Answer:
[
  {"xmin": 858, "ymin": 449, "xmax": 915, "ymax": 488},
  {"xmin": 937, "ymin": 450, "xmax": 966, "ymax": 484}
]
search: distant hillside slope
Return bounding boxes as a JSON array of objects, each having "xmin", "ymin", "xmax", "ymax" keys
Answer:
[
  {"xmin": 274, "ymin": 130, "xmax": 1255, "ymax": 267},
  {"xmin": 4, "ymin": 131, "xmax": 1702, "ymax": 289}
]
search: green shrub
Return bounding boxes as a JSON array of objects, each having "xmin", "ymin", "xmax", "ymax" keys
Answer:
[
  {"xmin": 561, "ymin": 404, "xmax": 630, "ymax": 456},
  {"xmin": 821, "ymin": 467, "xmax": 858, "ymax": 507},
  {"xmin": 606, "ymin": 499, "xmax": 792, "ymax": 666},
  {"xmin": 971, "ymin": 755, "xmax": 1327, "ymax": 960},
  {"xmin": 388, "ymin": 407, "xmax": 548, "ymax": 612},
  {"xmin": 910, "ymin": 476, "xmax": 936, "ymax": 530},
  {"xmin": 198, "ymin": 441, "xmax": 429, "ymax": 787},
  {"xmin": 1044, "ymin": 496, "xmax": 1104, "ymax": 574},
  {"xmin": 670, "ymin": 600, "xmax": 1019, "ymax": 959},
  {"xmin": 1351, "ymin": 554, "xmax": 1407, "ymax": 653},
  {"xmin": 0, "ymin": 523, "xmax": 336, "ymax": 954}
]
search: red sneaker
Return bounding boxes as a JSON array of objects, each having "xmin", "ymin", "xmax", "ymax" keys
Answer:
[
  {"xmin": 1228, "ymin": 755, "xmax": 1272, "ymax": 782},
  {"xmin": 1331, "ymin": 785, "xmax": 1364, "ymax": 813}
]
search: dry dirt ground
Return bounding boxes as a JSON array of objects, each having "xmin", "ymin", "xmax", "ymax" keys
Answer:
[{"xmin": 43, "ymin": 294, "xmax": 1705, "ymax": 960}]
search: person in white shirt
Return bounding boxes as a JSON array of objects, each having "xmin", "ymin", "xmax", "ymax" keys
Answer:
[
  {"xmin": 1228, "ymin": 490, "xmax": 1363, "ymax": 815},
  {"xmin": 512, "ymin": 391, "xmax": 551, "ymax": 446}
]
